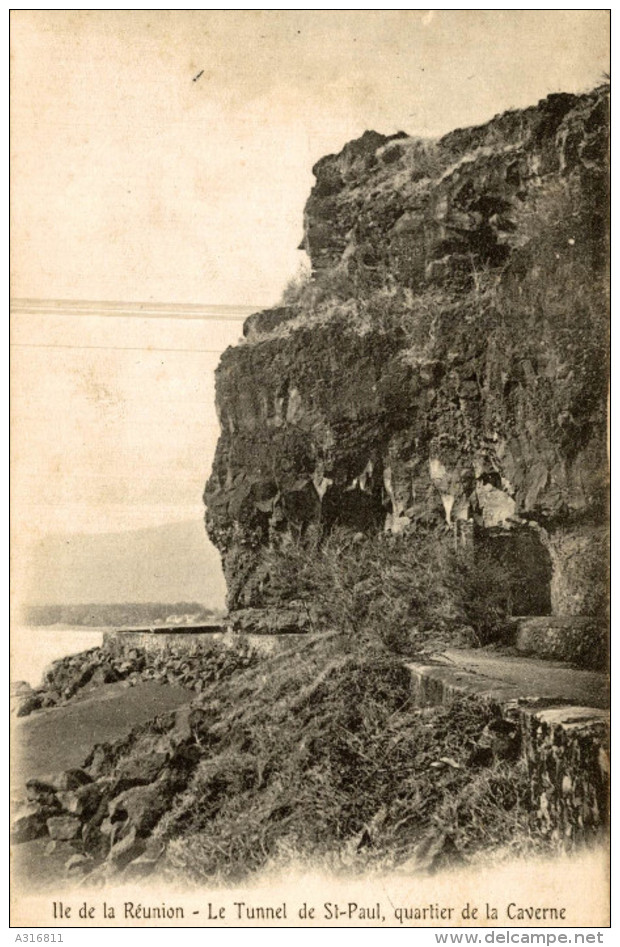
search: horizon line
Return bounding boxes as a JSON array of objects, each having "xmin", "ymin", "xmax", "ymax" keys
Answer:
[{"xmin": 10, "ymin": 297, "xmax": 267, "ymax": 320}]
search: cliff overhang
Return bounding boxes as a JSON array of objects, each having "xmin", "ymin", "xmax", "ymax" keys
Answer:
[{"xmin": 204, "ymin": 85, "xmax": 609, "ymax": 643}]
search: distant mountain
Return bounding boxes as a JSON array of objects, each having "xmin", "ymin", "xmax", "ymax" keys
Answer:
[{"xmin": 19, "ymin": 520, "xmax": 227, "ymax": 609}]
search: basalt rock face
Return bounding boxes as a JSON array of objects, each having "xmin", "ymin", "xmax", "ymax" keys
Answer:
[
  {"xmin": 205, "ymin": 86, "xmax": 609, "ymax": 625},
  {"xmin": 301, "ymin": 92, "xmax": 608, "ymax": 284}
]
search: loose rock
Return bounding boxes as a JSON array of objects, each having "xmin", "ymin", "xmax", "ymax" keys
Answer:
[
  {"xmin": 108, "ymin": 827, "xmax": 145, "ymax": 871},
  {"xmin": 11, "ymin": 808, "xmax": 48, "ymax": 843},
  {"xmin": 46, "ymin": 815, "xmax": 82, "ymax": 840}
]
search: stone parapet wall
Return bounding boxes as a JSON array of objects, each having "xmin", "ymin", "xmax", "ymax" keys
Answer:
[
  {"xmin": 408, "ymin": 656, "xmax": 609, "ymax": 843},
  {"xmin": 511, "ymin": 616, "xmax": 608, "ymax": 669},
  {"xmin": 102, "ymin": 629, "xmax": 311, "ymax": 657},
  {"xmin": 519, "ymin": 704, "xmax": 609, "ymax": 843}
]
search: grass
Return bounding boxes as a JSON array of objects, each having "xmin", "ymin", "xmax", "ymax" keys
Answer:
[{"xmin": 139, "ymin": 634, "xmax": 550, "ymax": 884}]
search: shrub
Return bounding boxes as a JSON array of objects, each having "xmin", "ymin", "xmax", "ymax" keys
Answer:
[
  {"xmin": 280, "ymin": 260, "xmax": 312, "ymax": 305},
  {"xmin": 280, "ymin": 264, "xmax": 356, "ymax": 313},
  {"xmin": 259, "ymin": 525, "xmax": 512, "ymax": 653}
]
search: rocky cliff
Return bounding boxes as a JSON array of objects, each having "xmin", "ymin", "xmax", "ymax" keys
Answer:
[{"xmin": 204, "ymin": 86, "xmax": 609, "ymax": 638}]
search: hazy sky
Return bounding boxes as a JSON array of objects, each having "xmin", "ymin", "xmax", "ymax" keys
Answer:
[
  {"xmin": 11, "ymin": 301, "xmax": 251, "ymax": 540},
  {"xmin": 11, "ymin": 10, "xmax": 610, "ymax": 306}
]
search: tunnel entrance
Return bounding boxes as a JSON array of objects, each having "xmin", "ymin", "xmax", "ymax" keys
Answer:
[
  {"xmin": 322, "ymin": 484, "xmax": 386, "ymax": 534},
  {"xmin": 476, "ymin": 527, "xmax": 552, "ymax": 616}
]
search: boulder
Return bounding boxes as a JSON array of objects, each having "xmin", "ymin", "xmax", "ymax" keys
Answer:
[
  {"xmin": 15, "ymin": 694, "xmax": 42, "ymax": 717},
  {"xmin": 25, "ymin": 778, "xmax": 60, "ymax": 807},
  {"xmin": 99, "ymin": 817, "xmax": 115, "ymax": 837},
  {"xmin": 72, "ymin": 663, "xmax": 97, "ymax": 690},
  {"xmin": 46, "ymin": 815, "xmax": 82, "ymax": 840},
  {"xmin": 57, "ymin": 783, "xmax": 101, "ymax": 818},
  {"xmin": 114, "ymin": 752, "xmax": 168, "ymax": 788},
  {"xmin": 81, "ymin": 821, "xmax": 110, "ymax": 859},
  {"xmin": 84, "ymin": 745, "xmax": 115, "ymax": 779},
  {"xmin": 11, "ymin": 808, "xmax": 48, "ymax": 843},
  {"xmin": 108, "ymin": 826, "xmax": 145, "ymax": 871},
  {"xmin": 90, "ymin": 664, "xmax": 120, "ymax": 685},
  {"xmin": 108, "ymin": 782, "xmax": 171, "ymax": 836},
  {"xmin": 40, "ymin": 693, "xmax": 60, "ymax": 709},
  {"xmin": 168, "ymin": 705, "xmax": 193, "ymax": 744}
]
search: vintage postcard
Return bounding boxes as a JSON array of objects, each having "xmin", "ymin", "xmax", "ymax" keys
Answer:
[{"xmin": 10, "ymin": 10, "xmax": 610, "ymax": 930}]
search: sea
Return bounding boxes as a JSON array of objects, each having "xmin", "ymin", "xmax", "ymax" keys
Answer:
[{"xmin": 12, "ymin": 626, "xmax": 106, "ymax": 688}]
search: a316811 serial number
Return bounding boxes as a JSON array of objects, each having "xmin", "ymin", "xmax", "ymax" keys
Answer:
[{"xmin": 15, "ymin": 935, "xmax": 64, "ymax": 941}]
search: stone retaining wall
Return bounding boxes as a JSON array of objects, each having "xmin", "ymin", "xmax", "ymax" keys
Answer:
[
  {"xmin": 519, "ymin": 704, "xmax": 609, "ymax": 843},
  {"xmin": 511, "ymin": 616, "xmax": 607, "ymax": 670},
  {"xmin": 408, "ymin": 660, "xmax": 609, "ymax": 843},
  {"xmin": 102, "ymin": 628, "xmax": 310, "ymax": 657}
]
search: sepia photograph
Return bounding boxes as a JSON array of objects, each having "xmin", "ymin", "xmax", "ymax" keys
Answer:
[{"xmin": 10, "ymin": 9, "xmax": 610, "ymax": 929}]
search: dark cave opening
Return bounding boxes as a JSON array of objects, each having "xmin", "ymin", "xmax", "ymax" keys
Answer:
[
  {"xmin": 322, "ymin": 484, "xmax": 387, "ymax": 534},
  {"xmin": 476, "ymin": 527, "xmax": 552, "ymax": 616}
]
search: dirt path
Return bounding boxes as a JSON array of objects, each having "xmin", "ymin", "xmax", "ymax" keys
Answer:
[
  {"xmin": 11, "ymin": 681, "xmax": 194, "ymax": 790},
  {"xmin": 425, "ymin": 648, "xmax": 609, "ymax": 709}
]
